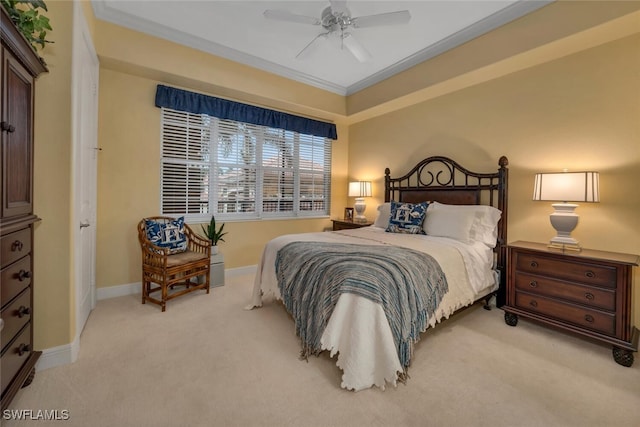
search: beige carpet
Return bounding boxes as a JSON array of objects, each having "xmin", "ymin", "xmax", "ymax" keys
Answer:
[{"xmin": 5, "ymin": 274, "xmax": 640, "ymax": 427}]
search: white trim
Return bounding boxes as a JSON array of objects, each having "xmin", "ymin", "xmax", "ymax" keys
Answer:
[
  {"xmin": 95, "ymin": 265, "xmax": 257, "ymax": 300},
  {"xmin": 71, "ymin": 0, "xmax": 100, "ymax": 347},
  {"xmin": 92, "ymin": 1, "xmax": 346, "ymax": 95},
  {"xmin": 96, "ymin": 282, "xmax": 140, "ymax": 300},
  {"xmin": 36, "ymin": 335, "xmax": 80, "ymax": 371},
  {"xmin": 345, "ymin": 0, "xmax": 552, "ymax": 94}
]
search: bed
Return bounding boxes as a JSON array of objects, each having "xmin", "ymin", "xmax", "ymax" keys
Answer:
[{"xmin": 247, "ymin": 155, "xmax": 509, "ymax": 391}]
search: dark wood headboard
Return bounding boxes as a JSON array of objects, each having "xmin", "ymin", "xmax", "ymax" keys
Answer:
[{"xmin": 384, "ymin": 156, "xmax": 509, "ymax": 304}]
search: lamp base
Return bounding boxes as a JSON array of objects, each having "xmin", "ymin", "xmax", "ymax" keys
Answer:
[
  {"xmin": 353, "ymin": 197, "xmax": 367, "ymax": 222},
  {"xmin": 548, "ymin": 241, "xmax": 582, "ymax": 252},
  {"xmin": 548, "ymin": 203, "xmax": 581, "ymax": 251}
]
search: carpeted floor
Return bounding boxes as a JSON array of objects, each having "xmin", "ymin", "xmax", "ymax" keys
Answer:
[{"xmin": 4, "ymin": 273, "xmax": 640, "ymax": 427}]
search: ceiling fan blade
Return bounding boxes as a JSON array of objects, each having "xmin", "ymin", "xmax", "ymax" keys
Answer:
[
  {"xmin": 341, "ymin": 32, "xmax": 372, "ymax": 63},
  {"xmin": 329, "ymin": 1, "xmax": 349, "ymax": 15},
  {"xmin": 352, "ymin": 10, "xmax": 411, "ymax": 28},
  {"xmin": 295, "ymin": 32, "xmax": 329, "ymax": 60},
  {"xmin": 264, "ymin": 9, "xmax": 321, "ymax": 26}
]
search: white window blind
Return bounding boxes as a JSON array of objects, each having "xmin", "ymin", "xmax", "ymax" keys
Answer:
[{"xmin": 160, "ymin": 107, "xmax": 331, "ymax": 221}]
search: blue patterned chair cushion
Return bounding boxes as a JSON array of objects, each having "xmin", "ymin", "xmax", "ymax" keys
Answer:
[
  {"xmin": 144, "ymin": 217, "xmax": 188, "ymax": 254},
  {"xmin": 386, "ymin": 201, "xmax": 429, "ymax": 234}
]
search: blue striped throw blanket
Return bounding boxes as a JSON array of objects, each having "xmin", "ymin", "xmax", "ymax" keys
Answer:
[{"xmin": 275, "ymin": 241, "xmax": 449, "ymax": 378}]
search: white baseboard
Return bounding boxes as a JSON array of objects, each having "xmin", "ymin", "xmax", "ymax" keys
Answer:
[
  {"xmin": 96, "ymin": 281, "xmax": 140, "ymax": 300},
  {"xmin": 95, "ymin": 265, "xmax": 257, "ymax": 300},
  {"xmin": 36, "ymin": 334, "xmax": 79, "ymax": 371},
  {"xmin": 39, "ymin": 265, "xmax": 258, "ymax": 371}
]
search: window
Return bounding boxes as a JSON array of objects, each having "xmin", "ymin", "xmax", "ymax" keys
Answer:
[{"xmin": 160, "ymin": 107, "xmax": 332, "ymax": 221}]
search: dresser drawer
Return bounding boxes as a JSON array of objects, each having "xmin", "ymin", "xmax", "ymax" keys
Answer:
[
  {"xmin": 515, "ymin": 252, "xmax": 616, "ymax": 288},
  {"xmin": 1, "ymin": 255, "xmax": 32, "ymax": 307},
  {"xmin": 514, "ymin": 272, "xmax": 615, "ymax": 311},
  {"xmin": 1, "ymin": 325, "xmax": 32, "ymax": 394},
  {"xmin": 515, "ymin": 292, "xmax": 615, "ymax": 336},
  {"xmin": 1, "ymin": 288, "xmax": 31, "ymax": 354},
  {"xmin": 0, "ymin": 228, "xmax": 31, "ymax": 269}
]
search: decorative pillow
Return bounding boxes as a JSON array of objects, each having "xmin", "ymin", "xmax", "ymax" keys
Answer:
[
  {"xmin": 423, "ymin": 207, "xmax": 476, "ymax": 243},
  {"xmin": 373, "ymin": 202, "xmax": 391, "ymax": 229},
  {"xmin": 145, "ymin": 217, "xmax": 188, "ymax": 254},
  {"xmin": 426, "ymin": 202, "xmax": 501, "ymax": 247},
  {"xmin": 386, "ymin": 201, "xmax": 428, "ymax": 234}
]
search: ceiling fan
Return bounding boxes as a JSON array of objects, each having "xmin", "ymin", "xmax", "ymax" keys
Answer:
[{"xmin": 264, "ymin": 1, "xmax": 411, "ymax": 63}]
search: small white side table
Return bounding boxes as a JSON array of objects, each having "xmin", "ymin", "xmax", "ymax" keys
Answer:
[{"xmin": 210, "ymin": 253, "xmax": 225, "ymax": 287}]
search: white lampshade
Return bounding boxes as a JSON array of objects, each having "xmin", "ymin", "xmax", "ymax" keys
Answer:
[
  {"xmin": 533, "ymin": 171, "xmax": 599, "ymax": 251},
  {"xmin": 348, "ymin": 181, "xmax": 372, "ymax": 198},
  {"xmin": 348, "ymin": 181, "xmax": 372, "ymax": 222},
  {"xmin": 533, "ymin": 172, "xmax": 599, "ymax": 202}
]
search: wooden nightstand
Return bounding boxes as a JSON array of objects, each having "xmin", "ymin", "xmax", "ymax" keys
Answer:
[
  {"xmin": 504, "ymin": 241, "xmax": 639, "ymax": 367},
  {"xmin": 332, "ymin": 219, "xmax": 373, "ymax": 231}
]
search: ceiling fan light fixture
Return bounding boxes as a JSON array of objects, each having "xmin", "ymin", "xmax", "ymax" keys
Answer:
[{"xmin": 264, "ymin": 0, "xmax": 411, "ymax": 63}]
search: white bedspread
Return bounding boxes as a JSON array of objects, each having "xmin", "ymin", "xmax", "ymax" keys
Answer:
[{"xmin": 246, "ymin": 226, "xmax": 498, "ymax": 391}]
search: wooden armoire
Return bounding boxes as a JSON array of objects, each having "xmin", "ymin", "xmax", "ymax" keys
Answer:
[{"xmin": 1, "ymin": 5, "xmax": 47, "ymax": 410}]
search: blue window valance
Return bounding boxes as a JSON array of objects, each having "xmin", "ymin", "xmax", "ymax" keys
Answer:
[{"xmin": 155, "ymin": 84, "xmax": 337, "ymax": 140}]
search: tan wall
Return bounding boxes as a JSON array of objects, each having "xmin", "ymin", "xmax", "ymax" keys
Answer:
[
  {"xmin": 33, "ymin": 1, "xmax": 74, "ymax": 349},
  {"xmin": 349, "ymin": 34, "xmax": 640, "ymax": 325},
  {"xmin": 29, "ymin": 1, "xmax": 640, "ymax": 353},
  {"xmin": 96, "ymin": 66, "xmax": 349, "ymax": 288}
]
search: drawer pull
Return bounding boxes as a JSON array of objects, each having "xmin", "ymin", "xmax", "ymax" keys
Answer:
[
  {"xmin": 529, "ymin": 261, "xmax": 539, "ymax": 268},
  {"xmin": 17, "ymin": 269, "xmax": 32, "ymax": 281},
  {"xmin": 529, "ymin": 281, "xmax": 538, "ymax": 288},
  {"xmin": 585, "ymin": 270, "xmax": 596, "ymax": 279},
  {"xmin": 11, "ymin": 240, "xmax": 24, "ymax": 251},
  {"xmin": 529, "ymin": 300, "xmax": 538, "ymax": 308},
  {"xmin": 17, "ymin": 306, "xmax": 31, "ymax": 318},
  {"xmin": 17, "ymin": 343, "xmax": 31, "ymax": 356},
  {"xmin": 584, "ymin": 314, "xmax": 595, "ymax": 323},
  {"xmin": 1, "ymin": 121, "xmax": 16, "ymax": 133},
  {"xmin": 585, "ymin": 293, "xmax": 595, "ymax": 301}
]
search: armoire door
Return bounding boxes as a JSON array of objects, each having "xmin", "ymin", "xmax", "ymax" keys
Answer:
[{"xmin": 1, "ymin": 49, "xmax": 34, "ymax": 219}]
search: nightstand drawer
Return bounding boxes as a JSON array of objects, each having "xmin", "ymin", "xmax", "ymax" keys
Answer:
[
  {"xmin": 515, "ymin": 252, "xmax": 616, "ymax": 288},
  {"xmin": 515, "ymin": 292, "xmax": 615, "ymax": 336},
  {"xmin": 514, "ymin": 272, "xmax": 615, "ymax": 311}
]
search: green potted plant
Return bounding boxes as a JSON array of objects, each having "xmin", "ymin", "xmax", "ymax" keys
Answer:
[
  {"xmin": 201, "ymin": 215, "xmax": 227, "ymax": 254},
  {"xmin": 1, "ymin": 0, "xmax": 53, "ymax": 52}
]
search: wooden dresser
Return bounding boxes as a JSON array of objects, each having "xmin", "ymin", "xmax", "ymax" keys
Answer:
[
  {"xmin": 1, "ymin": 5, "xmax": 47, "ymax": 411},
  {"xmin": 504, "ymin": 241, "xmax": 639, "ymax": 367}
]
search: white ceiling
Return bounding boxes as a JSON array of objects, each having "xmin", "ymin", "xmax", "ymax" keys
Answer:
[{"xmin": 92, "ymin": 0, "xmax": 552, "ymax": 95}]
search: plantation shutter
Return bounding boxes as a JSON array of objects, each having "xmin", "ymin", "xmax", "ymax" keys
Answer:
[
  {"xmin": 161, "ymin": 109, "xmax": 211, "ymax": 215},
  {"xmin": 160, "ymin": 107, "xmax": 331, "ymax": 221}
]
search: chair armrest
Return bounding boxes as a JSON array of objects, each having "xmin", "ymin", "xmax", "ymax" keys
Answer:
[
  {"xmin": 141, "ymin": 240, "xmax": 170, "ymax": 257},
  {"xmin": 183, "ymin": 225, "xmax": 211, "ymax": 254}
]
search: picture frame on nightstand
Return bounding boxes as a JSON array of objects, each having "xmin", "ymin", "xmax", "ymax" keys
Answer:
[{"xmin": 344, "ymin": 207, "xmax": 354, "ymax": 221}]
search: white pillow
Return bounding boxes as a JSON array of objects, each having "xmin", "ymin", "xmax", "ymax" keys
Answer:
[
  {"xmin": 425, "ymin": 202, "xmax": 502, "ymax": 247},
  {"xmin": 373, "ymin": 203, "xmax": 391, "ymax": 229},
  {"xmin": 423, "ymin": 206, "xmax": 476, "ymax": 243}
]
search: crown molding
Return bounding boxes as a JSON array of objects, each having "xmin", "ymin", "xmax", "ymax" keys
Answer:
[{"xmin": 92, "ymin": 0, "xmax": 552, "ymax": 97}]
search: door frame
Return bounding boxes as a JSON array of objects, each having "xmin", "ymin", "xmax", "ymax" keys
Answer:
[{"xmin": 71, "ymin": 0, "xmax": 99, "ymax": 358}]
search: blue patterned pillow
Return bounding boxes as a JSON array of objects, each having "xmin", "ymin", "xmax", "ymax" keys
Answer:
[
  {"xmin": 386, "ymin": 201, "xmax": 429, "ymax": 234},
  {"xmin": 145, "ymin": 217, "xmax": 188, "ymax": 254}
]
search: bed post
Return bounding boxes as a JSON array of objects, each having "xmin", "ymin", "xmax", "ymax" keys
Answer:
[
  {"xmin": 384, "ymin": 168, "xmax": 391, "ymax": 202},
  {"xmin": 496, "ymin": 156, "xmax": 509, "ymax": 307}
]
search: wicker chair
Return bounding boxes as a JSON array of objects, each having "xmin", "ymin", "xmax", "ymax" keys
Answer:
[{"xmin": 138, "ymin": 216, "xmax": 211, "ymax": 311}]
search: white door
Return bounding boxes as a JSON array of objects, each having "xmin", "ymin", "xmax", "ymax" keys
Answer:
[{"xmin": 73, "ymin": 1, "xmax": 99, "ymax": 339}]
